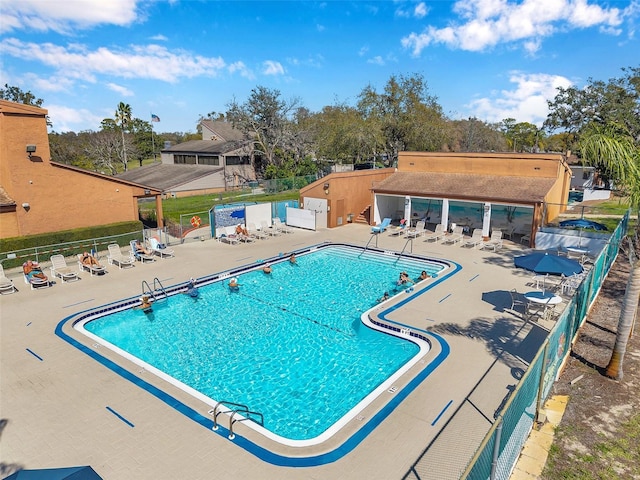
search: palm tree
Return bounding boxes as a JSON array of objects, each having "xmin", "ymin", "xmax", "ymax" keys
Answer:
[
  {"xmin": 115, "ymin": 102, "xmax": 132, "ymax": 171},
  {"xmin": 578, "ymin": 123, "xmax": 640, "ymax": 380}
]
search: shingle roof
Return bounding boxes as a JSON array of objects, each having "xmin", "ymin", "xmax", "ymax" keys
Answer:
[
  {"xmin": 201, "ymin": 120, "xmax": 246, "ymax": 142},
  {"xmin": 162, "ymin": 139, "xmax": 248, "ymax": 154},
  {"xmin": 373, "ymin": 172, "xmax": 555, "ymax": 204},
  {"xmin": 0, "ymin": 185, "xmax": 16, "ymax": 207},
  {"xmin": 115, "ymin": 163, "xmax": 223, "ymax": 191}
]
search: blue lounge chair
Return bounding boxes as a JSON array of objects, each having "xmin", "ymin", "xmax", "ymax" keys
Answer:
[{"xmin": 371, "ymin": 217, "xmax": 392, "ymax": 233}]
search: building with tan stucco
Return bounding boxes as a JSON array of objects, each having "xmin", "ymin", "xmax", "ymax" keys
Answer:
[{"xmin": 0, "ymin": 99, "xmax": 163, "ymax": 239}]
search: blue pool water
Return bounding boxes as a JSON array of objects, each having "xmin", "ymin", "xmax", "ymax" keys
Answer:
[{"xmin": 82, "ymin": 245, "xmax": 446, "ymax": 442}]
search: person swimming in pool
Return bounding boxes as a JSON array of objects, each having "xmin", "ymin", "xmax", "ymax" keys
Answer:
[
  {"xmin": 229, "ymin": 277, "xmax": 240, "ymax": 290},
  {"xmin": 263, "ymin": 264, "xmax": 272, "ymax": 274},
  {"xmin": 377, "ymin": 291, "xmax": 390, "ymax": 303},
  {"xmin": 397, "ymin": 271, "xmax": 413, "ymax": 285},
  {"xmin": 418, "ymin": 270, "xmax": 428, "ymax": 281},
  {"xmin": 289, "ymin": 253, "xmax": 297, "ymax": 265},
  {"xmin": 185, "ymin": 278, "xmax": 199, "ymax": 298},
  {"xmin": 135, "ymin": 295, "xmax": 153, "ymax": 313}
]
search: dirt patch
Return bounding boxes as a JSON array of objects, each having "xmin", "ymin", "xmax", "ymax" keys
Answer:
[{"xmin": 541, "ymin": 252, "xmax": 640, "ymax": 479}]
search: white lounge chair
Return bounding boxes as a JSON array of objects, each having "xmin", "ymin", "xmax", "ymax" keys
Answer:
[
  {"xmin": 247, "ymin": 222, "xmax": 267, "ymax": 240},
  {"xmin": 479, "ymin": 230, "xmax": 503, "ymax": 251},
  {"xmin": 442, "ymin": 226, "xmax": 464, "ymax": 245},
  {"xmin": 273, "ymin": 218, "xmax": 293, "ymax": 233},
  {"xmin": 461, "ymin": 229, "xmax": 484, "ymax": 248},
  {"xmin": 107, "ymin": 243, "xmax": 135, "ymax": 269},
  {"xmin": 148, "ymin": 237, "xmax": 175, "ymax": 258},
  {"xmin": 261, "ymin": 220, "xmax": 281, "ymax": 236},
  {"xmin": 130, "ymin": 240, "xmax": 156, "ymax": 263},
  {"xmin": 424, "ymin": 224, "xmax": 446, "ymax": 242},
  {"xmin": 23, "ymin": 261, "xmax": 51, "ymax": 289},
  {"xmin": 0, "ymin": 264, "xmax": 17, "ymax": 294},
  {"xmin": 77, "ymin": 253, "xmax": 107, "ymax": 276},
  {"xmin": 218, "ymin": 226, "xmax": 240, "ymax": 245},
  {"xmin": 406, "ymin": 221, "xmax": 427, "ymax": 239},
  {"xmin": 49, "ymin": 254, "xmax": 80, "ymax": 283}
]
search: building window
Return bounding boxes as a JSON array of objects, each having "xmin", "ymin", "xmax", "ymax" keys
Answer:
[
  {"xmin": 174, "ymin": 154, "xmax": 197, "ymax": 164},
  {"xmin": 226, "ymin": 155, "xmax": 250, "ymax": 166},
  {"xmin": 199, "ymin": 155, "xmax": 219, "ymax": 166}
]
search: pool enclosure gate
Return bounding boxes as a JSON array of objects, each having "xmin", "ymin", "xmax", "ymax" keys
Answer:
[{"xmin": 403, "ymin": 211, "xmax": 629, "ymax": 480}]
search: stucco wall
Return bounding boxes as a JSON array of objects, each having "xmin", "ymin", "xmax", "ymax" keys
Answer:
[
  {"xmin": 300, "ymin": 169, "xmax": 395, "ymax": 228},
  {"xmin": 398, "ymin": 152, "xmax": 564, "ymax": 178},
  {"xmin": 0, "ymin": 100, "xmax": 155, "ymax": 239}
]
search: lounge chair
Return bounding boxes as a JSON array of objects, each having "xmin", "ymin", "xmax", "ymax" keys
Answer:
[
  {"xmin": 479, "ymin": 230, "xmax": 503, "ymax": 251},
  {"xmin": 148, "ymin": 237, "xmax": 175, "ymax": 258},
  {"xmin": 0, "ymin": 264, "xmax": 17, "ymax": 294},
  {"xmin": 261, "ymin": 220, "xmax": 281, "ymax": 237},
  {"xmin": 388, "ymin": 219, "xmax": 407, "ymax": 236},
  {"xmin": 107, "ymin": 243, "xmax": 135, "ymax": 269},
  {"xmin": 371, "ymin": 217, "xmax": 392, "ymax": 233},
  {"xmin": 218, "ymin": 226, "xmax": 240, "ymax": 245},
  {"xmin": 247, "ymin": 222, "xmax": 267, "ymax": 240},
  {"xmin": 77, "ymin": 253, "xmax": 107, "ymax": 276},
  {"xmin": 406, "ymin": 221, "xmax": 427, "ymax": 239},
  {"xmin": 23, "ymin": 261, "xmax": 50, "ymax": 289},
  {"xmin": 424, "ymin": 224, "xmax": 446, "ymax": 242},
  {"xmin": 130, "ymin": 240, "xmax": 156, "ymax": 263},
  {"xmin": 442, "ymin": 226, "xmax": 464, "ymax": 245},
  {"xmin": 461, "ymin": 229, "xmax": 484, "ymax": 248},
  {"xmin": 273, "ymin": 218, "xmax": 293, "ymax": 233},
  {"xmin": 49, "ymin": 254, "xmax": 80, "ymax": 283}
]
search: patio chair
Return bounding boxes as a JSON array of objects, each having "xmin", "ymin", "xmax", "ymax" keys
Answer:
[
  {"xmin": 371, "ymin": 217, "xmax": 392, "ymax": 234},
  {"xmin": 479, "ymin": 230, "xmax": 503, "ymax": 251},
  {"xmin": 22, "ymin": 261, "xmax": 50, "ymax": 289},
  {"xmin": 107, "ymin": 243, "xmax": 135, "ymax": 269},
  {"xmin": 406, "ymin": 221, "xmax": 427, "ymax": 239},
  {"xmin": 424, "ymin": 224, "xmax": 446, "ymax": 242},
  {"xmin": 0, "ymin": 264, "xmax": 17, "ymax": 294},
  {"xmin": 261, "ymin": 220, "xmax": 281, "ymax": 236},
  {"xmin": 49, "ymin": 254, "xmax": 80, "ymax": 283},
  {"xmin": 461, "ymin": 228, "xmax": 484, "ymax": 248},
  {"xmin": 273, "ymin": 218, "xmax": 293, "ymax": 233},
  {"xmin": 77, "ymin": 253, "xmax": 107, "ymax": 276},
  {"xmin": 130, "ymin": 240, "xmax": 156, "ymax": 263},
  {"xmin": 388, "ymin": 219, "xmax": 407, "ymax": 236},
  {"xmin": 218, "ymin": 226, "xmax": 240, "ymax": 245},
  {"xmin": 148, "ymin": 237, "xmax": 175, "ymax": 258},
  {"xmin": 442, "ymin": 226, "xmax": 464, "ymax": 245},
  {"xmin": 509, "ymin": 289, "xmax": 527, "ymax": 314},
  {"xmin": 247, "ymin": 222, "xmax": 267, "ymax": 240}
]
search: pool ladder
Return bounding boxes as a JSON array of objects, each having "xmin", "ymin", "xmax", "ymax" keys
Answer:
[
  {"xmin": 395, "ymin": 237, "xmax": 414, "ymax": 263},
  {"xmin": 360, "ymin": 233, "xmax": 379, "ymax": 257},
  {"xmin": 208, "ymin": 401, "xmax": 264, "ymax": 440},
  {"xmin": 141, "ymin": 277, "xmax": 168, "ymax": 303}
]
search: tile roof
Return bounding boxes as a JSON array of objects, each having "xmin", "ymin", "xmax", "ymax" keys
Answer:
[
  {"xmin": 373, "ymin": 172, "xmax": 555, "ymax": 204},
  {"xmin": 200, "ymin": 120, "xmax": 246, "ymax": 142},
  {"xmin": 115, "ymin": 163, "xmax": 223, "ymax": 191}
]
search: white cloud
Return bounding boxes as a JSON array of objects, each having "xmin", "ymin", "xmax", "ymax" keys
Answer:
[
  {"xmin": 367, "ymin": 56, "xmax": 385, "ymax": 66},
  {"xmin": 414, "ymin": 2, "xmax": 429, "ymax": 19},
  {"xmin": 0, "ymin": 0, "xmax": 139, "ymax": 34},
  {"xmin": 402, "ymin": 0, "xmax": 626, "ymax": 55},
  {"xmin": 465, "ymin": 72, "xmax": 573, "ymax": 125},
  {"xmin": 317, "ymin": 23, "xmax": 325, "ymax": 32},
  {"xmin": 0, "ymin": 38, "xmax": 227, "ymax": 83},
  {"xmin": 359, "ymin": 45, "xmax": 370, "ymax": 56},
  {"xmin": 228, "ymin": 61, "xmax": 255, "ymax": 80},
  {"xmin": 106, "ymin": 82, "xmax": 134, "ymax": 96},
  {"xmin": 262, "ymin": 60, "xmax": 285, "ymax": 76},
  {"xmin": 47, "ymin": 104, "xmax": 105, "ymax": 132},
  {"xmin": 150, "ymin": 34, "xmax": 168, "ymax": 41}
]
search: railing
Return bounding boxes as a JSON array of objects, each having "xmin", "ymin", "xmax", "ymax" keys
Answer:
[{"xmin": 208, "ymin": 401, "xmax": 264, "ymax": 439}]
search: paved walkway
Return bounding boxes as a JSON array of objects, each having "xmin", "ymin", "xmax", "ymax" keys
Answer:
[{"xmin": 1, "ymin": 225, "xmax": 560, "ymax": 479}]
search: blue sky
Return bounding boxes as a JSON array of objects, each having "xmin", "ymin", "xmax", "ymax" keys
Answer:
[{"xmin": 1, "ymin": 0, "xmax": 638, "ymax": 133}]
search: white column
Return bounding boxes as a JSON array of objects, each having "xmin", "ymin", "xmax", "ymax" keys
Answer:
[
  {"xmin": 404, "ymin": 196, "xmax": 411, "ymax": 223},
  {"xmin": 482, "ymin": 203, "xmax": 491, "ymax": 237},
  {"xmin": 441, "ymin": 198, "xmax": 449, "ymax": 231}
]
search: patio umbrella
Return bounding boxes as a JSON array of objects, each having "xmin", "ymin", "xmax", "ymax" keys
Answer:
[
  {"xmin": 4, "ymin": 466, "xmax": 103, "ymax": 480},
  {"xmin": 559, "ymin": 218, "xmax": 608, "ymax": 231},
  {"xmin": 514, "ymin": 252, "xmax": 583, "ymax": 276}
]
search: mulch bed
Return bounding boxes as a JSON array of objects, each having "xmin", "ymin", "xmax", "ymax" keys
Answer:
[{"xmin": 541, "ymin": 250, "xmax": 640, "ymax": 478}]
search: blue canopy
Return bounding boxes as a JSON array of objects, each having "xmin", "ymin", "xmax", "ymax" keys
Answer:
[
  {"xmin": 559, "ymin": 218, "xmax": 608, "ymax": 231},
  {"xmin": 3, "ymin": 466, "xmax": 102, "ymax": 480},
  {"xmin": 514, "ymin": 252, "xmax": 583, "ymax": 276}
]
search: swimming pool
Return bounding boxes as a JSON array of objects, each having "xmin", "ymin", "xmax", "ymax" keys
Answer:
[{"xmin": 63, "ymin": 243, "xmax": 454, "ymax": 456}]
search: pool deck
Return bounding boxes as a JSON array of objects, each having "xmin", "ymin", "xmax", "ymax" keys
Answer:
[{"xmin": 1, "ymin": 225, "xmax": 559, "ymax": 479}]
